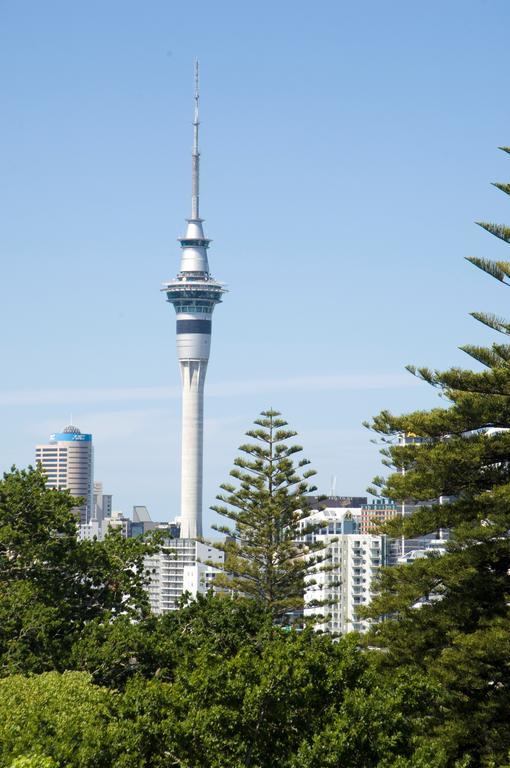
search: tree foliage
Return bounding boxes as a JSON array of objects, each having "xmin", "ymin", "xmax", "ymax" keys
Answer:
[
  {"xmin": 159, "ymin": 615, "xmax": 432, "ymax": 768},
  {"xmin": 0, "ymin": 671, "xmax": 117, "ymax": 768},
  {"xmin": 0, "ymin": 466, "xmax": 156, "ymax": 674},
  {"xmin": 210, "ymin": 409, "xmax": 325, "ymax": 621},
  {"xmin": 71, "ymin": 592, "xmax": 270, "ymax": 689},
  {"xmin": 364, "ymin": 147, "xmax": 510, "ymax": 766},
  {"xmin": 0, "ymin": 597, "xmax": 435, "ymax": 768}
]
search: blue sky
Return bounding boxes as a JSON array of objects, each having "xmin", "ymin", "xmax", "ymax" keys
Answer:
[{"xmin": 1, "ymin": 0, "xmax": 510, "ymax": 530}]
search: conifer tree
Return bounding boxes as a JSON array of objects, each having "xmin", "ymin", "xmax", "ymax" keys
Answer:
[
  {"xmin": 210, "ymin": 409, "xmax": 325, "ymax": 622},
  {"xmin": 363, "ymin": 147, "xmax": 510, "ymax": 766}
]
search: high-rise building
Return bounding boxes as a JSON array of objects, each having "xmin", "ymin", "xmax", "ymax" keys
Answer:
[
  {"xmin": 93, "ymin": 481, "xmax": 112, "ymax": 523},
  {"xmin": 388, "ymin": 433, "xmax": 440, "ymax": 564},
  {"xmin": 36, "ymin": 425, "xmax": 93, "ymax": 524},
  {"xmin": 162, "ymin": 62, "xmax": 226, "ymax": 539},
  {"xmin": 145, "ymin": 538, "xmax": 224, "ymax": 614},
  {"xmin": 301, "ymin": 506, "xmax": 387, "ymax": 634}
]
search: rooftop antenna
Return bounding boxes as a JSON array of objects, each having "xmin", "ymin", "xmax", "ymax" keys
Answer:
[{"xmin": 191, "ymin": 59, "xmax": 200, "ymax": 220}]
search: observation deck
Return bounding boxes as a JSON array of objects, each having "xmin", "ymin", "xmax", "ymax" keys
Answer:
[{"xmin": 163, "ymin": 275, "xmax": 226, "ymax": 311}]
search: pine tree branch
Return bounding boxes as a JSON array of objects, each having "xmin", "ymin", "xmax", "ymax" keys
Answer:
[
  {"xmin": 459, "ymin": 345, "xmax": 507, "ymax": 369},
  {"xmin": 492, "ymin": 182, "xmax": 510, "ymax": 197},
  {"xmin": 476, "ymin": 221, "xmax": 510, "ymax": 244},
  {"xmin": 465, "ymin": 256, "xmax": 510, "ymax": 285},
  {"xmin": 470, "ymin": 312, "xmax": 510, "ymax": 335}
]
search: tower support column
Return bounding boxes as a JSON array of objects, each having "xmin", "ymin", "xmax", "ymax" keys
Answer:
[{"xmin": 179, "ymin": 360, "xmax": 206, "ymax": 539}]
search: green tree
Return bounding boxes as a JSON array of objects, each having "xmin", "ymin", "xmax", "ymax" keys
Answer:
[
  {"xmin": 210, "ymin": 409, "xmax": 325, "ymax": 622},
  {"xmin": 0, "ymin": 596, "xmax": 434, "ymax": 768},
  {"xmin": 127, "ymin": 596, "xmax": 431, "ymax": 768},
  {"xmin": 0, "ymin": 671, "xmax": 117, "ymax": 768},
  {"xmin": 0, "ymin": 466, "xmax": 156, "ymax": 674},
  {"xmin": 9, "ymin": 758, "xmax": 58, "ymax": 768},
  {"xmin": 72, "ymin": 590, "xmax": 272, "ymax": 688},
  {"xmin": 0, "ymin": 671, "xmax": 173, "ymax": 768},
  {"xmin": 363, "ymin": 147, "xmax": 510, "ymax": 766}
]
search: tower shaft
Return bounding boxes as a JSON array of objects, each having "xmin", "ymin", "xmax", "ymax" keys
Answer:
[{"xmin": 179, "ymin": 360, "xmax": 206, "ymax": 538}]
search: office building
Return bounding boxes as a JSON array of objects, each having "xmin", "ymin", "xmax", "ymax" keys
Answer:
[
  {"xmin": 162, "ymin": 63, "xmax": 226, "ymax": 539},
  {"xmin": 130, "ymin": 506, "xmax": 181, "ymax": 538},
  {"xmin": 360, "ymin": 498, "xmax": 398, "ymax": 534},
  {"xmin": 396, "ymin": 538, "xmax": 447, "ymax": 564},
  {"xmin": 36, "ymin": 424, "xmax": 93, "ymax": 524}
]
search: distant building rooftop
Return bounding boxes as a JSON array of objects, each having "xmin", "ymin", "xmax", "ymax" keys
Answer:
[
  {"xmin": 63, "ymin": 424, "xmax": 82, "ymax": 434},
  {"xmin": 306, "ymin": 495, "xmax": 367, "ymax": 509},
  {"xmin": 133, "ymin": 505, "xmax": 152, "ymax": 523}
]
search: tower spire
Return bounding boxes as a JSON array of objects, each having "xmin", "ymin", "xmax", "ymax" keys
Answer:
[{"xmin": 191, "ymin": 59, "xmax": 200, "ymax": 220}]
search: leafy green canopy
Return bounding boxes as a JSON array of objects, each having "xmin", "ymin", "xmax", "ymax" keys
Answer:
[
  {"xmin": 210, "ymin": 409, "xmax": 327, "ymax": 621},
  {"xmin": 160, "ymin": 617, "xmax": 433, "ymax": 768},
  {"xmin": 363, "ymin": 147, "xmax": 510, "ymax": 767},
  {"xmin": 0, "ymin": 672, "xmax": 117, "ymax": 768},
  {"xmin": 71, "ymin": 592, "xmax": 271, "ymax": 689},
  {"xmin": 0, "ymin": 466, "xmax": 157, "ymax": 675},
  {"xmin": 0, "ymin": 597, "xmax": 437, "ymax": 768}
]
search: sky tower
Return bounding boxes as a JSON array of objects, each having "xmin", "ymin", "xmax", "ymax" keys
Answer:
[{"xmin": 163, "ymin": 62, "xmax": 226, "ymax": 539}]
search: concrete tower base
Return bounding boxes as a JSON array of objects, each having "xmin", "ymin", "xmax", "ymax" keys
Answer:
[{"xmin": 179, "ymin": 359, "xmax": 206, "ymax": 539}]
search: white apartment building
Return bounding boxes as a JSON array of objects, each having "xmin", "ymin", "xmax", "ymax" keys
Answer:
[
  {"xmin": 78, "ymin": 518, "xmax": 102, "ymax": 542},
  {"xmin": 36, "ymin": 425, "xmax": 93, "ymax": 525},
  {"xmin": 78, "ymin": 510, "xmax": 132, "ymax": 542},
  {"xmin": 302, "ymin": 507, "xmax": 387, "ymax": 634},
  {"xmin": 102, "ymin": 510, "xmax": 131, "ymax": 538},
  {"xmin": 144, "ymin": 539, "xmax": 224, "ymax": 614}
]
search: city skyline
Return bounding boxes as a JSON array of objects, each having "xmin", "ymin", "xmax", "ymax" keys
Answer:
[{"xmin": 2, "ymin": 1, "xmax": 510, "ymax": 529}]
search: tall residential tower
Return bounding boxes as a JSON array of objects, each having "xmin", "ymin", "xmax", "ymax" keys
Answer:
[{"xmin": 162, "ymin": 63, "xmax": 226, "ymax": 539}]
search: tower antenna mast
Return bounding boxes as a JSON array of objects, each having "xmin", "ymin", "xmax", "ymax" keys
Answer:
[{"xmin": 191, "ymin": 59, "xmax": 200, "ymax": 220}]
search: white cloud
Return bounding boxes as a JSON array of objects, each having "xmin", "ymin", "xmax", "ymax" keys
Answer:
[
  {"xmin": 34, "ymin": 407, "xmax": 177, "ymax": 443},
  {"xmin": 0, "ymin": 372, "xmax": 418, "ymax": 407},
  {"xmin": 0, "ymin": 386, "xmax": 180, "ymax": 407}
]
